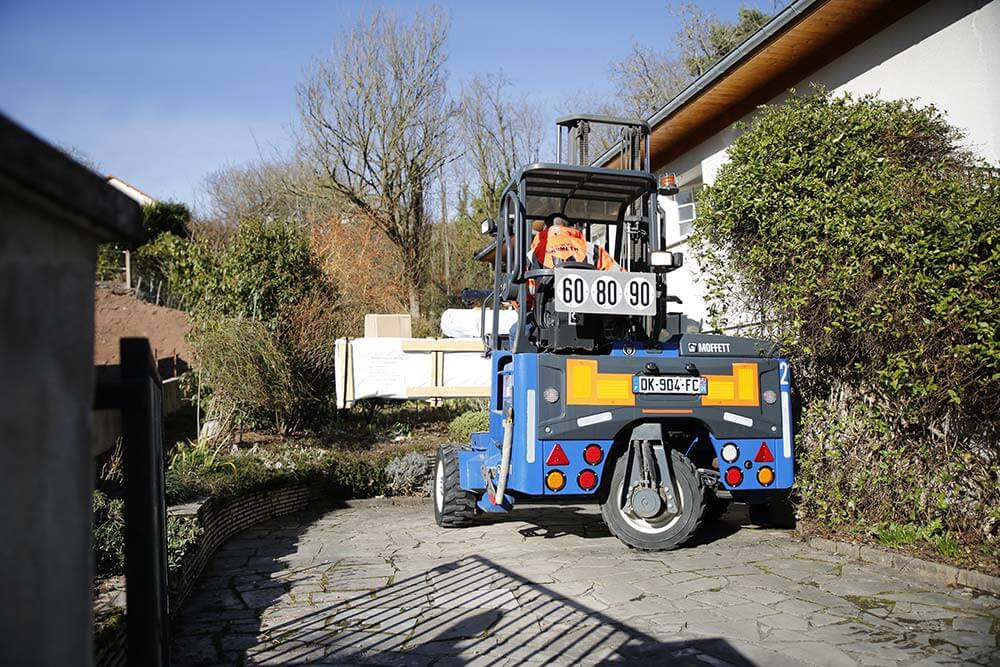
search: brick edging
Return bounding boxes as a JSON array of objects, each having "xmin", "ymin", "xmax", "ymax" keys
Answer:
[{"xmin": 799, "ymin": 533, "xmax": 1000, "ymax": 595}]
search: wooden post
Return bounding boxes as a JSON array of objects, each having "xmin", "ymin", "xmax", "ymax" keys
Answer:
[{"xmin": 124, "ymin": 249, "xmax": 131, "ymax": 288}]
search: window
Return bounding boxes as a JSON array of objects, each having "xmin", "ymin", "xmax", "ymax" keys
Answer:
[{"xmin": 676, "ymin": 182, "xmax": 703, "ymax": 237}]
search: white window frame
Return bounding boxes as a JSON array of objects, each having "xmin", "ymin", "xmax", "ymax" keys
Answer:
[{"xmin": 675, "ymin": 179, "xmax": 703, "ymax": 239}]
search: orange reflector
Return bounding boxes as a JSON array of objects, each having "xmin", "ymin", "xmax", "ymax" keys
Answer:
[
  {"xmin": 546, "ymin": 443, "xmax": 570, "ymax": 466},
  {"xmin": 545, "ymin": 470, "xmax": 566, "ymax": 492},
  {"xmin": 578, "ymin": 469, "xmax": 598, "ymax": 491},
  {"xmin": 757, "ymin": 466, "xmax": 775, "ymax": 486},
  {"xmin": 754, "ymin": 442, "xmax": 775, "ymax": 463}
]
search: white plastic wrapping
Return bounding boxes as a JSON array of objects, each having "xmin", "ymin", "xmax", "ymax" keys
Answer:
[{"xmin": 440, "ymin": 308, "xmax": 518, "ymax": 339}]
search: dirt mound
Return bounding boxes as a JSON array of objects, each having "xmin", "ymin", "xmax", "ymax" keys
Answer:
[{"xmin": 95, "ymin": 286, "xmax": 191, "ymax": 377}]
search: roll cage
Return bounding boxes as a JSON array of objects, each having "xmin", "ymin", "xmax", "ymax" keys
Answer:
[{"xmin": 485, "ymin": 162, "xmax": 660, "ymax": 353}]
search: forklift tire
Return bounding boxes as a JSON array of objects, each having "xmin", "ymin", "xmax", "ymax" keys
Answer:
[
  {"xmin": 600, "ymin": 448, "xmax": 706, "ymax": 551},
  {"xmin": 433, "ymin": 444, "xmax": 479, "ymax": 528},
  {"xmin": 748, "ymin": 499, "xmax": 796, "ymax": 529}
]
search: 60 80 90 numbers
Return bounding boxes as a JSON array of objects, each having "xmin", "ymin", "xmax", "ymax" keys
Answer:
[{"xmin": 554, "ymin": 269, "xmax": 657, "ymax": 316}]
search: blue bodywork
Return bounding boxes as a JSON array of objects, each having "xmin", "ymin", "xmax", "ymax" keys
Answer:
[{"xmin": 458, "ymin": 344, "xmax": 795, "ymax": 511}]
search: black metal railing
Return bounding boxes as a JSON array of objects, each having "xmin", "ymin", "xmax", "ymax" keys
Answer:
[{"xmin": 94, "ymin": 337, "xmax": 169, "ymax": 666}]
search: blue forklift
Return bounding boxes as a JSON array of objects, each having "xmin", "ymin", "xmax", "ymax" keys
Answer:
[{"xmin": 434, "ymin": 115, "xmax": 794, "ymax": 550}]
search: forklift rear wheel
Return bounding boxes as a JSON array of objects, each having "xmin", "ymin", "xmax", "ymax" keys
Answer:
[
  {"xmin": 600, "ymin": 448, "xmax": 706, "ymax": 551},
  {"xmin": 433, "ymin": 444, "xmax": 479, "ymax": 528}
]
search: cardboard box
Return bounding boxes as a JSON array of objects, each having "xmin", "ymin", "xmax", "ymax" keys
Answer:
[{"xmin": 364, "ymin": 313, "xmax": 412, "ymax": 338}]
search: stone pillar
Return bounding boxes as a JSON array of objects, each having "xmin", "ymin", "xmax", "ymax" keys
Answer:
[{"xmin": 0, "ymin": 114, "xmax": 142, "ymax": 666}]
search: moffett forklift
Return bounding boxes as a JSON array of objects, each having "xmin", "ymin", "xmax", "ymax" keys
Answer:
[{"xmin": 434, "ymin": 115, "xmax": 794, "ymax": 550}]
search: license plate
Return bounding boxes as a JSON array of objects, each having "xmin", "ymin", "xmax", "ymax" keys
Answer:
[{"xmin": 632, "ymin": 375, "xmax": 707, "ymax": 395}]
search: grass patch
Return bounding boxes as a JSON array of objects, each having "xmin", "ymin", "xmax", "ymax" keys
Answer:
[
  {"xmin": 873, "ymin": 522, "xmax": 926, "ymax": 549},
  {"xmin": 870, "ymin": 520, "xmax": 964, "ymax": 561}
]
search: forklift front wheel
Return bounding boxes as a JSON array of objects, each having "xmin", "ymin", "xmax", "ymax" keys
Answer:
[
  {"xmin": 433, "ymin": 444, "xmax": 479, "ymax": 528},
  {"xmin": 600, "ymin": 448, "xmax": 706, "ymax": 551}
]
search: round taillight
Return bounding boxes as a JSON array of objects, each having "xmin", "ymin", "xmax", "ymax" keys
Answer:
[
  {"xmin": 578, "ymin": 469, "xmax": 598, "ymax": 491},
  {"xmin": 757, "ymin": 466, "xmax": 775, "ymax": 486},
  {"xmin": 724, "ymin": 467, "xmax": 743, "ymax": 487},
  {"xmin": 720, "ymin": 442, "xmax": 739, "ymax": 463},
  {"xmin": 583, "ymin": 444, "xmax": 604, "ymax": 465},
  {"xmin": 543, "ymin": 387, "xmax": 560, "ymax": 403},
  {"xmin": 545, "ymin": 470, "xmax": 566, "ymax": 492}
]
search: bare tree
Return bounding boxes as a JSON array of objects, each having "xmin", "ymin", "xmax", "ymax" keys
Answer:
[
  {"xmin": 674, "ymin": 2, "xmax": 773, "ymax": 77},
  {"xmin": 203, "ymin": 158, "xmax": 322, "ymax": 229},
  {"xmin": 296, "ymin": 9, "xmax": 453, "ymax": 317},
  {"xmin": 456, "ymin": 73, "xmax": 545, "ymax": 217},
  {"xmin": 608, "ymin": 2, "xmax": 779, "ymax": 121},
  {"xmin": 610, "ymin": 43, "xmax": 689, "ymax": 119}
]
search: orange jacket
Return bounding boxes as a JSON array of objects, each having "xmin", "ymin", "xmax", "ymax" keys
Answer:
[
  {"xmin": 518, "ymin": 225, "xmax": 619, "ymax": 309},
  {"xmin": 528, "ymin": 225, "xmax": 618, "ymax": 271}
]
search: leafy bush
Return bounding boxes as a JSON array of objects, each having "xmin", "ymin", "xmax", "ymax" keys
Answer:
[
  {"xmin": 186, "ymin": 218, "xmax": 341, "ymax": 436},
  {"xmin": 163, "ymin": 441, "xmax": 399, "ymax": 505},
  {"xmin": 96, "ymin": 244, "xmax": 124, "ymax": 281},
  {"xmin": 210, "ymin": 217, "xmax": 322, "ymax": 320},
  {"xmin": 132, "ymin": 231, "xmax": 219, "ymax": 308},
  {"xmin": 142, "ymin": 201, "xmax": 191, "ymax": 241},
  {"xmin": 92, "ymin": 490, "xmax": 125, "ymax": 575},
  {"xmin": 95, "ymin": 201, "xmax": 191, "ymax": 283},
  {"xmin": 692, "ymin": 89, "xmax": 1000, "ymax": 555},
  {"xmin": 448, "ymin": 410, "xmax": 490, "ymax": 444},
  {"xmin": 92, "ymin": 490, "xmax": 203, "ymax": 579}
]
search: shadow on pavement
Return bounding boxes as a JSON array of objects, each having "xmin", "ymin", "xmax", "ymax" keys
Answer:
[
  {"xmin": 489, "ymin": 503, "xmax": 745, "ymax": 548},
  {"xmin": 235, "ymin": 553, "xmax": 755, "ymax": 665}
]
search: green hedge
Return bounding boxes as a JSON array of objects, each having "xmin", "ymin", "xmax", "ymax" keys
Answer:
[
  {"xmin": 448, "ymin": 410, "xmax": 490, "ymax": 444},
  {"xmin": 692, "ymin": 89, "xmax": 999, "ymax": 559},
  {"xmin": 164, "ymin": 441, "xmax": 393, "ymax": 506}
]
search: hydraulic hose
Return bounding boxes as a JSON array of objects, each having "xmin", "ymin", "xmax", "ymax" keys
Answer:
[{"xmin": 493, "ymin": 416, "xmax": 514, "ymax": 501}]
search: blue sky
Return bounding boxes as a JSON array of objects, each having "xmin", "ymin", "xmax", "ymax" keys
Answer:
[{"xmin": 0, "ymin": 0, "xmax": 774, "ymax": 210}]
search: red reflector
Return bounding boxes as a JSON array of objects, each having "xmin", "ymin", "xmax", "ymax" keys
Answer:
[
  {"xmin": 578, "ymin": 469, "xmax": 598, "ymax": 491},
  {"xmin": 754, "ymin": 442, "xmax": 775, "ymax": 463},
  {"xmin": 724, "ymin": 467, "xmax": 743, "ymax": 487},
  {"xmin": 583, "ymin": 444, "xmax": 604, "ymax": 465},
  {"xmin": 546, "ymin": 443, "xmax": 570, "ymax": 466}
]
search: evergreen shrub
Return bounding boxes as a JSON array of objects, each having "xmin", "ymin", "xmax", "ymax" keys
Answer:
[{"xmin": 692, "ymin": 90, "xmax": 999, "ymax": 559}]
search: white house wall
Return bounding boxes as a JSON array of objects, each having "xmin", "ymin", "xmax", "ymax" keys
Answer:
[{"xmin": 657, "ymin": 0, "xmax": 999, "ymax": 331}]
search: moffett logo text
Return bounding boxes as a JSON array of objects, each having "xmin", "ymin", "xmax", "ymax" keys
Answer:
[{"xmin": 688, "ymin": 341, "xmax": 731, "ymax": 354}]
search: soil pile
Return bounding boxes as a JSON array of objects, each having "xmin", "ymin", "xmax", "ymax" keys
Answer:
[{"xmin": 94, "ymin": 286, "xmax": 191, "ymax": 377}]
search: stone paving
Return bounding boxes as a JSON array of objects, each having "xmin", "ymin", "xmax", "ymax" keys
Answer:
[{"xmin": 171, "ymin": 499, "xmax": 1000, "ymax": 666}]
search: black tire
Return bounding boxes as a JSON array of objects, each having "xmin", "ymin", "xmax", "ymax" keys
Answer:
[
  {"xmin": 433, "ymin": 444, "xmax": 479, "ymax": 528},
  {"xmin": 748, "ymin": 499, "xmax": 796, "ymax": 529},
  {"xmin": 600, "ymin": 448, "xmax": 706, "ymax": 551}
]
